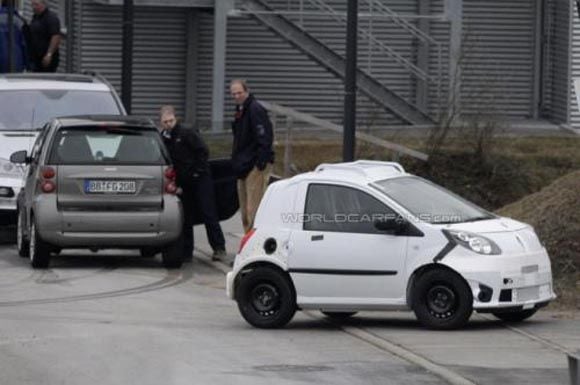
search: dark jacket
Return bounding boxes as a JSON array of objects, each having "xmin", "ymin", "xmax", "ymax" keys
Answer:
[
  {"xmin": 29, "ymin": 7, "xmax": 60, "ymax": 71},
  {"xmin": 162, "ymin": 123, "xmax": 209, "ymax": 188},
  {"xmin": 231, "ymin": 94, "xmax": 274, "ymax": 178},
  {"xmin": 0, "ymin": 6, "xmax": 28, "ymax": 73}
]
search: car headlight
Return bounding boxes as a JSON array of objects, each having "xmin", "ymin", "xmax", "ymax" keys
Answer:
[
  {"xmin": 444, "ymin": 230, "xmax": 502, "ymax": 255},
  {"xmin": 0, "ymin": 157, "xmax": 25, "ymax": 178}
]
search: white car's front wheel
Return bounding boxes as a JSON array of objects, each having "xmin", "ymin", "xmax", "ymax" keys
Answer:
[
  {"xmin": 412, "ymin": 269, "xmax": 473, "ymax": 330},
  {"xmin": 493, "ymin": 308, "xmax": 538, "ymax": 322},
  {"xmin": 236, "ymin": 267, "xmax": 296, "ymax": 329}
]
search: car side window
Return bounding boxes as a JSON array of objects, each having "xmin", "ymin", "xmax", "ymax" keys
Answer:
[{"xmin": 304, "ymin": 184, "xmax": 397, "ymax": 234}]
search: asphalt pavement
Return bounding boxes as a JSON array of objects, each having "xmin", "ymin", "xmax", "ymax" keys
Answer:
[{"xmin": 0, "ymin": 214, "xmax": 577, "ymax": 385}]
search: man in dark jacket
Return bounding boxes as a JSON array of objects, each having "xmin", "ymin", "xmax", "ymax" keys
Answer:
[
  {"xmin": 159, "ymin": 106, "xmax": 226, "ymax": 261},
  {"xmin": 230, "ymin": 79, "xmax": 274, "ymax": 233},
  {"xmin": 29, "ymin": 0, "xmax": 61, "ymax": 72}
]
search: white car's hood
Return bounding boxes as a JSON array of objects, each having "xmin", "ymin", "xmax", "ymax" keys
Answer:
[
  {"xmin": 435, "ymin": 217, "xmax": 529, "ymax": 234},
  {"xmin": 435, "ymin": 217, "xmax": 544, "ymax": 254},
  {"xmin": 0, "ymin": 131, "xmax": 38, "ymax": 160}
]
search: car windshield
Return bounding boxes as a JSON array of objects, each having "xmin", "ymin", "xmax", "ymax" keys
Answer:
[
  {"xmin": 373, "ymin": 176, "xmax": 495, "ymax": 224},
  {"xmin": 0, "ymin": 90, "xmax": 121, "ymax": 130},
  {"xmin": 48, "ymin": 127, "xmax": 169, "ymax": 165}
]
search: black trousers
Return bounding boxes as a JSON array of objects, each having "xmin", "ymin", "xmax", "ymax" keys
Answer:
[{"xmin": 181, "ymin": 173, "xmax": 226, "ymax": 257}]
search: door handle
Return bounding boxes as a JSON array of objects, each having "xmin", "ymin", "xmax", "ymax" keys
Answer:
[{"xmin": 311, "ymin": 234, "xmax": 324, "ymax": 241}]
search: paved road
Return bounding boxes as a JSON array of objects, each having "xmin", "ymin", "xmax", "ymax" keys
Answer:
[{"xmin": 0, "ymin": 217, "xmax": 578, "ymax": 385}]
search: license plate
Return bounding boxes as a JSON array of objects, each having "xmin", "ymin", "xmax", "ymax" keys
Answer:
[{"xmin": 84, "ymin": 180, "xmax": 136, "ymax": 194}]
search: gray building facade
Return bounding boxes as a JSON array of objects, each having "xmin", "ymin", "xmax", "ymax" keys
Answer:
[{"xmin": 16, "ymin": 0, "xmax": 580, "ymax": 131}]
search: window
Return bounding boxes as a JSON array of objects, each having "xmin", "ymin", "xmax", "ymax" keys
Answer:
[
  {"xmin": 48, "ymin": 127, "xmax": 168, "ymax": 165},
  {"xmin": 30, "ymin": 125, "xmax": 50, "ymax": 162},
  {"xmin": 373, "ymin": 176, "xmax": 494, "ymax": 224},
  {"xmin": 0, "ymin": 90, "xmax": 121, "ymax": 130},
  {"xmin": 304, "ymin": 184, "xmax": 397, "ymax": 234}
]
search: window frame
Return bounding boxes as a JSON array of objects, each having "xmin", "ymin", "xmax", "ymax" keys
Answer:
[{"xmin": 302, "ymin": 182, "xmax": 399, "ymax": 235}]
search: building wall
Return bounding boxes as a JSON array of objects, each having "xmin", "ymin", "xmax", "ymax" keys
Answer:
[
  {"xmin": 541, "ymin": 0, "xmax": 571, "ymax": 125},
  {"xmin": 461, "ymin": 0, "xmax": 537, "ymax": 118},
  {"xmin": 76, "ymin": 2, "xmax": 188, "ymax": 120},
  {"xmin": 571, "ymin": 1, "xmax": 580, "ymax": 128},
  {"xmin": 16, "ymin": 1, "xmax": 569, "ymax": 128}
]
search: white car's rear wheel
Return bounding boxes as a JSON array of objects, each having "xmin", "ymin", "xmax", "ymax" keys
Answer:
[{"xmin": 236, "ymin": 267, "xmax": 296, "ymax": 329}]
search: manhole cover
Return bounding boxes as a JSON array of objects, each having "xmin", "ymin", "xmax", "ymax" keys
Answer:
[{"xmin": 254, "ymin": 364, "xmax": 333, "ymax": 373}]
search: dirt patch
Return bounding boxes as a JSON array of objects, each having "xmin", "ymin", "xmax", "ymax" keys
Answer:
[{"xmin": 497, "ymin": 171, "xmax": 580, "ymax": 309}]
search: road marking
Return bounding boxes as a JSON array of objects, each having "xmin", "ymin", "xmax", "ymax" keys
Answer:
[
  {"xmin": 304, "ymin": 311, "xmax": 478, "ymax": 385},
  {"xmin": 476, "ymin": 313, "xmax": 575, "ymax": 356}
]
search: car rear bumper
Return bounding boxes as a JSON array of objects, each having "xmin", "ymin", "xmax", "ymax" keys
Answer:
[
  {"xmin": 446, "ymin": 249, "xmax": 556, "ymax": 310},
  {"xmin": 226, "ymin": 271, "xmax": 235, "ymax": 300},
  {"xmin": 34, "ymin": 195, "xmax": 182, "ymax": 247}
]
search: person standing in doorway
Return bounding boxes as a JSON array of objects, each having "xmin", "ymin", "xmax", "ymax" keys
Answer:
[
  {"xmin": 159, "ymin": 106, "xmax": 227, "ymax": 262},
  {"xmin": 29, "ymin": 0, "xmax": 61, "ymax": 72},
  {"xmin": 230, "ymin": 79, "xmax": 274, "ymax": 234}
]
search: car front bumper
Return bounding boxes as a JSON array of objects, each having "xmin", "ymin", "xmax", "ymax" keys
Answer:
[
  {"xmin": 0, "ymin": 177, "xmax": 22, "ymax": 223},
  {"xmin": 446, "ymin": 248, "xmax": 556, "ymax": 311}
]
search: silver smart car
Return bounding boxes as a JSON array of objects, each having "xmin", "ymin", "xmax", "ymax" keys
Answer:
[{"xmin": 10, "ymin": 116, "xmax": 183, "ymax": 269}]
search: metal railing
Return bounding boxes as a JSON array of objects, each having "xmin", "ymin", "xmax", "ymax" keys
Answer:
[
  {"xmin": 261, "ymin": 100, "xmax": 429, "ymax": 176},
  {"xmin": 277, "ymin": 0, "xmax": 444, "ymax": 117}
]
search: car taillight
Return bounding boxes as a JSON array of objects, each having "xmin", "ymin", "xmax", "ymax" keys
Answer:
[
  {"xmin": 164, "ymin": 167, "xmax": 177, "ymax": 195},
  {"xmin": 40, "ymin": 167, "xmax": 56, "ymax": 194},
  {"xmin": 164, "ymin": 167, "xmax": 176, "ymax": 180},
  {"xmin": 165, "ymin": 181, "xmax": 177, "ymax": 194},
  {"xmin": 238, "ymin": 228, "xmax": 256, "ymax": 253},
  {"xmin": 41, "ymin": 180, "xmax": 56, "ymax": 193},
  {"xmin": 41, "ymin": 167, "xmax": 56, "ymax": 179}
]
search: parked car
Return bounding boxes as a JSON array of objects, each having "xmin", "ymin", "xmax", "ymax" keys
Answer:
[
  {"xmin": 0, "ymin": 73, "xmax": 125, "ymax": 228},
  {"xmin": 226, "ymin": 161, "xmax": 556, "ymax": 330},
  {"xmin": 10, "ymin": 116, "xmax": 185, "ymax": 269}
]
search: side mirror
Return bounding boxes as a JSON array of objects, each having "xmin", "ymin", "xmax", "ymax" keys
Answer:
[
  {"xmin": 374, "ymin": 218, "xmax": 406, "ymax": 234},
  {"xmin": 10, "ymin": 150, "xmax": 29, "ymax": 164},
  {"xmin": 374, "ymin": 218, "xmax": 425, "ymax": 237}
]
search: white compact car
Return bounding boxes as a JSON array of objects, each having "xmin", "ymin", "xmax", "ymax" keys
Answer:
[
  {"xmin": 226, "ymin": 161, "xmax": 556, "ymax": 330},
  {"xmin": 0, "ymin": 73, "xmax": 125, "ymax": 227}
]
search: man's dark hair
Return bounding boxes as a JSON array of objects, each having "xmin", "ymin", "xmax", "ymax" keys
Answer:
[{"xmin": 230, "ymin": 79, "xmax": 249, "ymax": 92}]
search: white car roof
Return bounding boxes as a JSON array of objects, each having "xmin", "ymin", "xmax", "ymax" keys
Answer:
[
  {"xmin": 0, "ymin": 76, "xmax": 111, "ymax": 92},
  {"xmin": 284, "ymin": 160, "xmax": 407, "ymax": 186}
]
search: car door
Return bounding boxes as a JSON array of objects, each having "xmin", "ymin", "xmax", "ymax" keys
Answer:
[{"xmin": 288, "ymin": 183, "xmax": 409, "ymax": 306}]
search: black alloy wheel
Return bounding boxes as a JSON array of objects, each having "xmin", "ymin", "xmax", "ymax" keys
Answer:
[
  {"xmin": 412, "ymin": 269, "xmax": 473, "ymax": 330},
  {"xmin": 236, "ymin": 267, "xmax": 296, "ymax": 329}
]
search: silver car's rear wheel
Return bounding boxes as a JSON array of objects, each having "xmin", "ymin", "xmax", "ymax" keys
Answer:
[
  {"xmin": 17, "ymin": 210, "xmax": 29, "ymax": 258},
  {"xmin": 29, "ymin": 221, "xmax": 51, "ymax": 269},
  {"xmin": 162, "ymin": 236, "xmax": 184, "ymax": 269}
]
